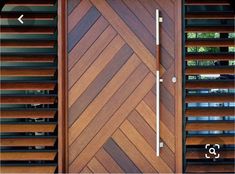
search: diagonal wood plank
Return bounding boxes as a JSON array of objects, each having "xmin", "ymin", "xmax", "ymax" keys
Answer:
[
  {"xmin": 107, "ymin": 0, "xmax": 155, "ymax": 55},
  {"xmin": 95, "ymin": 148, "xmax": 124, "ymax": 173},
  {"xmin": 69, "ymin": 44, "xmax": 133, "ymax": 125},
  {"xmin": 68, "ymin": 6, "xmax": 100, "ymax": 51},
  {"xmin": 103, "ymin": 138, "xmax": 141, "ymax": 173},
  {"xmin": 69, "ymin": 73, "xmax": 155, "ymax": 172},
  {"xmin": 68, "ymin": 0, "xmax": 92, "ymax": 32},
  {"xmin": 69, "ymin": 54, "xmax": 141, "ymax": 145},
  {"xmin": 69, "ymin": 35, "xmax": 124, "ymax": 108},
  {"xmin": 112, "ymin": 129, "xmax": 156, "ymax": 173},
  {"xmin": 90, "ymin": 0, "xmax": 165, "ymax": 74},
  {"xmin": 120, "ymin": 120, "xmax": 172, "ymax": 173},
  {"xmin": 80, "ymin": 167, "xmax": 92, "ymax": 173},
  {"xmin": 143, "ymin": 91, "xmax": 175, "ymax": 133},
  {"xmin": 128, "ymin": 110, "xmax": 175, "ymax": 170},
  {"xmin": 69, "ymin": 63, "xmax": 149, "ymax": 163},
  {"xmin": 139, "ymin": 0, "xmax": 175, "ymax": 40},
  {"xmin": 136, "ymin": 100, "xmax": 175, "ymax": 152},
  {"xmin": 87, "ymin": 157, "xmax": 108, "ymax": 173},
  {"xmin": 68, "ymin": 16, "xmax": 110, "ymax": 70},
  {"xmin": 69, "ymin": 25, "xmax": 116, "ymax": 87}
]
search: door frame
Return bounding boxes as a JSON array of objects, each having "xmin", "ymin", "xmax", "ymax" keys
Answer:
[
  {"xmin": 174, "ymin": 0, "xmax": 183, "ymax": 172},
  {"xmin": 58, "ymin": 0, "xmax": 68, "ymax": 172}
]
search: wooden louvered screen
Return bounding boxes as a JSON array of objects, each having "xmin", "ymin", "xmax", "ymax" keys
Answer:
[
  {"xmin": 184, "ymin": 0, "xmax": 235, "ymax": 173},
  {"xmin": 0, "ymin": 1, "xmax": 59, "ymax": 173}
]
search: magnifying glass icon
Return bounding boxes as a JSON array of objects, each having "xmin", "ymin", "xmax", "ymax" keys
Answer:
[{"xmin": 209, "ymin": 147, "xmax": 216, "ymax": 155}]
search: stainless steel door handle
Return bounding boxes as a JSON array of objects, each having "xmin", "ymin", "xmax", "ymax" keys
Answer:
[{"xmin": 156, "ymin": 9, "xmax": 163, "ymax": 157}]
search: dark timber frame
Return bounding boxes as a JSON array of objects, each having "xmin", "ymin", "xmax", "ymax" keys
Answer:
[{"xmin": 58, "ymin": 0, "xmax": 68, "ymax": 172}]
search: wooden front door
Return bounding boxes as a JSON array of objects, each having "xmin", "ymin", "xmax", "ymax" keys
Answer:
[{"xmin": 67, "ymin": 0, "xmax": 182, "ymax": 173}]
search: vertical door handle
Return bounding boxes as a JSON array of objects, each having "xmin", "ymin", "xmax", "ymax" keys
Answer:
[{"xmin": 156, "ymin": 9, "xmax": 163, "ymax": 156}]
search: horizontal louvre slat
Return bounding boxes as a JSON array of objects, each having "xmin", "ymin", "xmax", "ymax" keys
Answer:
[
  {"xmin": 0, "ymin": 110, "xmax": 56, "ymax": 118},
  {"xmin": 186, "ymin": 164, "xmax": 235, "ymax": 173},
  {"xmin": 186, "ymin": 12, "xmax": 235, "ymax": 19},
  {"xmin": 0, "ymin": 166, "xmax": 57, "ymax": 173},
  {"xmin": 186, "ymin": 53, "xmax": 234, "ymax": 60},
  {"xmin": 1, "ymin": 40, "xmax": 55, "ymax": 48},
  {"xmin": 186, "ymin": 39, "xmax": 234, "ymax": 47},
  {"xmin": 4, "ymin": 0, "xmax": 56, "ymax": 6},
  {"xmin": 186, "ymin": 150, "xmax": 235, "ymax": 159},
  {"xmin": 185, "ymin": 0, "xmax": 231, "ymax": 5},
  {"xmin": 186, "ymin": 122, "xmax": 235, "ymax": 131},
  {"xmin": 186, "ymin": 26, "xmax": 234, "ymax": 33},
  {"xmin": 0, "ymin": 152, "xmax": 57, "ymax": 161},
  {"xmin": 0, "ymin": 68, "xmax": 56, "ymax": 77},
  {"xmin": 186, "ymin": 136, "xmax": 235, "ymax": 145},
  {"xmin": 186, "ymin": 94, "xmax": 234, "ymax": 103},
  {"xmin": 0, "ymin": 82, "xmax": 56, "ymax": 90},
  {"xmin": 185, "ymin": 66, "xmax": 234, "ymax": 75},
  {"xmin": 0, "ymin": 96, "xmax": 56, "ymax": 104},
  {"xmin": 1, "ymin": 27, "xmax": 56, "ymax": 34},
  {"xmin": 0, "ymin": 138, "xmax": 56, "ymax": 147},
  {"xmin": 0, "ymin": 13, "xmax": 56, "ymax": 20},
  {"xmin": 0, "ymin": 20, "xmax": 57, "ymax": 27},
  {"xmin": 185, "ymin": 81, "xmax": 235, "ymax": 89},
  {"xmin": 0, "ymin": 123, "xmax": 57, "ymax": 133},
  {"xmin": 0, "ymin": 55, "xmax": 55, "ymax": 62},
  {"xmin": 185, "ymin": 108, "xmax": 235, "ymax": 117}
]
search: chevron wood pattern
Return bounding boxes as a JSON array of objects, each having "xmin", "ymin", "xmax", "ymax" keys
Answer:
[{"xmin": 67, "ymin": 0, "xmax": 178, "ymax": 172}]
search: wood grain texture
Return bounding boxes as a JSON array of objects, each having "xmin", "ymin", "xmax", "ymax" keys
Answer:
[
  {"xmin": 186, "ymin": 81, "xmax": 235, "ymax": 89},
  {"xmin": 0, "ymin": 152, "xmax": 57, "ymax": 161},
  {"xmin": 186, "ymin": 164, "xmax": 235, "ymax": 173},
  {"xmin": 185, "ymin": 0, "xmax": 231, "ymax": 5},
  {"xmin": 186, "ymin": 39, "xmax": 234, "ymax": 47},
  {"xmin": 186, "ymin": 53, "xmax": 235, "ymax": 60},
  {"xmin": 185, "ymin": 108, "xmax": 235, "ymax": 117},
  {"xmin": 0, "ymin": 82, "xmax": 56, "ymax": 90},
  {"xmin": 186, "ymin": 136, "xmax": 235, "ymax": 145},
  {"xmin": 0, "ymin": 123, "xmax": 56, "ymax": 133},
  {"xmin": 0, "ymin": 55, "xmax": 55, "ymax": 62},
  {"xmin": 67, "ymin": 0, "xmax": 180, "ymax": 172},
  {"xmin": 0, "ymin": 138, "xmax": 56, "ymax": 147},
  {"xmin": 0, "ymin": 166, "xmax": 57, "ymax": 173},
  {"xmin": 0, "ymin": 96, "xmax": 56, "ymax": 104},
  {"xmin": 95, "ymin": 148, "xmax": 124, "ymax": 173},
  {"xmin": 186, "ymin": 12, "xmax": 235, "ymax": 19},
  {"xmin": 1, "ymin": 40, "xmax": 55, "ymax": 48},
  {"xmin": 112, "ymin": 129, "xmax": 156, "ymax": 173},
  {"xmin": 0, "ymin": 68, "xmax": 56, "ymax": 77},
  {"xmin": 186, "ymin": 150, "xmax": 235, "ymax": 159},
  {"xmin": 0, "ymin": 110, "xmax": 56, "ymax": 118},
  {"xmin": 185, "ymin": 66, "xmax": 234, "ymax": 75},
  {"xmin": 186, "ymin": 122, "xmax": 235, "ymax": 131},
  {"xmin": 186, "ymin": 94, "xmax": 234, "ymax": 103}
]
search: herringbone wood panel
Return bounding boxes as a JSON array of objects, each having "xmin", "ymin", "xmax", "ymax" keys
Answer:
[{"xmin": 68, "ymin": 0, "xmax": 176, "ymax": 172}]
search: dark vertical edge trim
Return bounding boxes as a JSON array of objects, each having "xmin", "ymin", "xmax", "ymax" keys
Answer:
[
  {"xmin": 174, "ymin": 0, "xmax": 183, "ymax": 173},
  {"xmin": 58, "ymin": 0, "xmax": 68, "ymax": 172}
]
